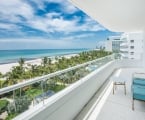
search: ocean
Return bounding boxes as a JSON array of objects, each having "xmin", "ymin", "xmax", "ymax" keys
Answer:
[{"xmin": 0, "ymin": 49, "xmax": 89, "ymax": 64}]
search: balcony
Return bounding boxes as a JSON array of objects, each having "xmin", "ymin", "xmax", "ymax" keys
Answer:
[
  {"xmin": 0, "ymin": 55, "xmax": 113, "ymax": 120},
  {"xmin": 120, "ymin": 48, "xmax": 128, "ymax": 52},
  {"xmin": 96, "ymin": 68, "xmax": 145, "ymax": 120},
  {"xmin": 120, "ymin": 53, "xmax": 128, "ymax": 59},
  {"xmin": 0, "ymin": 55, "xmax": 144, "ymax": 120},
  {"xmin": 120, "ymin": 43, "xmax": 128, "ymax": 47}
]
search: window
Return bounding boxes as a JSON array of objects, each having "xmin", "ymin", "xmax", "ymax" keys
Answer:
[
  {"xmin": 130, "ymin": 52, "xmax": 134, "ymax": 55},
  {"xmin": 130, "ymin": 46, "xmax": 134, "ymax": 49},
  {"xmin": 130, "ymin": 40, "xmax": 134, "ymax": 43}
]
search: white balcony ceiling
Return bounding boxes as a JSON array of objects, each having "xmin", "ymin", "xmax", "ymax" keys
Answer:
[{"xmin": 70, "ymin": 0, "xmax": 145, "ymax": 32}]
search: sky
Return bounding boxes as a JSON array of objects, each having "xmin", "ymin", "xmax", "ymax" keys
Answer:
[{"xmin": 0, "ymin": 0, "xmax": 120, "ymax": 50}]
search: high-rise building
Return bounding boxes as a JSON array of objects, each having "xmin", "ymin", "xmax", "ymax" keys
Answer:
[
  {"xmin": 105, "ymin": 36, "xmax": 122, "ymax": 52},
  {"xmin": 120, "ymin": 32, "xmax": 143, "ymax": 59},
  {"xmin": 106, "ymin": 33, "xmax": 143, "ymax": 60}
]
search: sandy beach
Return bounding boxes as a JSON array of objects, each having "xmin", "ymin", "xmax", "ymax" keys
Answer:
[{"xmin": 0, "ymin": 54, "xmax": 78, "ymax": 74}]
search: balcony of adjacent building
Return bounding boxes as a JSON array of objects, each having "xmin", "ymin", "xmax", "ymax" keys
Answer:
[
  {"xmin": 120, "ymin": 48, "xmax": 128, "ymax": 53},
  {"xmin": 120, "ymin": 53, "xmax": 128, "ymax": 59},
  {"xmin": 120, "ymin": 39, "xmax": 127, "ymax": 42},
  {"xmin": 120, "ymin": 43, "xmax": 128, "ymax": 48}
]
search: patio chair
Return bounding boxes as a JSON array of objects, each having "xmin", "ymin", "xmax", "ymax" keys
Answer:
[
  {"xmin": 133, "ymin": 78, "xmax": 145, "ymax": 86},
  {"xmin": 132, "ymin": 73, "xmax": 145, "ymax": 110}
]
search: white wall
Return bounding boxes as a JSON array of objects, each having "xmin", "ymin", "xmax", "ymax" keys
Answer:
[
  {"xmin": 105, "ymin": 36, "xmax": 121, "ymax": 52},
  {"xmin": 105, "ymin": 40, "xmax": 112, "ymax": 51}
]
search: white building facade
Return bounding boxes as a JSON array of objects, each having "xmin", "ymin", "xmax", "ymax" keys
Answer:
[
  {"xmin": 105, "ymin": 32, "xmax": 143, "ymax": 60},
  {"xmin": 120, "ymin": 32, "xmax": 143, "ymax": 59},
  {"xmin": 105, "ymin": 36, "xmax": 121, "ymax": 52}
]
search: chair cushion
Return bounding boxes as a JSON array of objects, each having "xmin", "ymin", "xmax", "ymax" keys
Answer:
[
  {"xmin": 133, "ymin": 85, "xmax": 145, "ymax": 101},
  {"xmin": 132, "ymin": 84, "xmax": 145, "ymax": 89},
  {"xmin": 133, "ymin": 78, "xmax": 145, "ymax": 86}
]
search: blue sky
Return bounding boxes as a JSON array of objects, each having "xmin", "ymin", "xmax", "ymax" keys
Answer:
[{"xmin": 0, "ymin": 0, "xmax": 120, "ymax": 49}]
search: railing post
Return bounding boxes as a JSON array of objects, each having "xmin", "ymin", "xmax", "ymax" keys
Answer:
[
  {"xmin": 41, "ymin": 80, "xmax": 45, "ymax": 105},
  {"xmin": 20, "ymin": 88, "xmax": 22, "ymax": 97},
  {"xmin": 13, "ymin": 90, "xmax": 17, "ymax": 112}
]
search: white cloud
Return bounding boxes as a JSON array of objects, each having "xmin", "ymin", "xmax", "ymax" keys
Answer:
[
  {"xmin": 27, "ymin": 14, "xmax": 105, "ymax": 33},
  {"xmin": 0, "ymin": 38, "xmax": 80, "ymax": 49},
  {"xmin": 30, "ymin": 0, "xmax": 45, "ymax": 10},
  {"xmin": 0, "ymin": 0, "xmax": 35, "ymax": 34},
  {"xmin": 0, "ymin": 0, "xmax": 109, "ymax": 50},
  {"xmin": 26, "ymin": 15, "xmax": 76, "ymax": 33},
  {"xmin": 0, "ymin": 23, "xmax": 18, "ymax": 30},
  {"xmin": 46, "ymin": 12, "xmax": 61, "ymax": 18},
  {"xmin": 28, "ymin": 19, "xmax": 49, "ymax": 32},
  {"xmin": 96, "ymin": 41, "xmax": 106, "ymax": 47},
  {"xmin": 0, "ymin": 0, "xmax": 79, "ymax": 33},
  {"xmin": 0, "ymin": 0, "xmax": 34, "ymax": 22},
  {"xmin": 82, "ymin": 17, "xmax": 106, "ymax": 31},
  {"xmin": 33, "ymin": 0, "xmax": 79, "ymax": 14},
  {"xmin": 62, "ymin": 33, "xmax": 95, "ymax": 41},
  {"xmin": 61, "ymin": 1, "xmax": 78, "ymax": 14},
  {"xmin": 0, "ymin": 0, "xmax": 106, "ymax": 36}
]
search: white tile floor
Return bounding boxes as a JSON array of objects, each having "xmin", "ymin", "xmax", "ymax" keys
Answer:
[{"xmin": 96, "ymin": 68, "xmax": 145, "ymax": 120}]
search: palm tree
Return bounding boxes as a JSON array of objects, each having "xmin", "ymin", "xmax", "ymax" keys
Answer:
[
  {"xmin": 0, "ymin": 72, "xmax": 3, "ymax": 88},
  {"xmin": 48, "ymin": 58, "xmax": 52, "ymax": 65},
  {"xmin": 42, "ymin": 57, "xmax": 48, "ymax": 67},
  {"xmin": 55, "ymin": 56, "xmax": 59, "ymax": 61},
  {"xmin": 18, "ymin": 58, "xmax": 25, "ymax": 67},
  {"xmin": 30, "ymin": 65, "xmax": 37, "ymax": 76},
  {"xmin": 3, "ymin": 50, "xmax": 110, "ymax": 86},
  {"xmin": 4, "ymin": 72, "xmax": 17, "ymax": 86},
  {"xmin": 0, "ymin": 72, "xmax": 2, "ymax": 88},
  {"xmin": 0, "ymin": 72, "xmax": 2, "ymax": 78},
  {"xmin": 0, "ymin": 80, "xmax": 4, "ymax": 88}
]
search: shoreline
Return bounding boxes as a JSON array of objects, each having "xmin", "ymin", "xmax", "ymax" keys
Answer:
[
  {"xmin": 0, "ymin": 53, "xmax": 79, "ymax": 74},
  {"xmin": 0, "ymin": 51, "xmax": 85, "ymax": 65},
  {"xmin": 0, "ymin": 48, "xmax": 91, "ymax": 65}
]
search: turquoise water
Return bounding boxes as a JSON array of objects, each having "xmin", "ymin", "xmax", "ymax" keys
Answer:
[{"xmin": 0, "ymin": 49, "xmax": 89, "ymax": 64}]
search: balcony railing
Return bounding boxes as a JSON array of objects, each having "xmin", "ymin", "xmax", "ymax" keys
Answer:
[
  {"xmin": 0, "ymin": 54, "xmax": 114, "ymax": 120},
  {"xmin": 120, "ymin": 43, "xmax": 128, "ymax": 47},
  {"xmin": 120, "ymin": 48, "xmax": 128, "ymax": 52}
]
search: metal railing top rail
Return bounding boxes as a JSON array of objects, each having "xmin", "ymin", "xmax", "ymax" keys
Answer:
[{"xmin": 0, "ymin": 54, "xmax": 114, "ymax": 95}]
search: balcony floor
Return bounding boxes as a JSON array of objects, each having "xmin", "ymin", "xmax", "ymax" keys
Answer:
[{"xmin": 97, "ymin": 68, "xmax": 145, "ymax": 120}]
